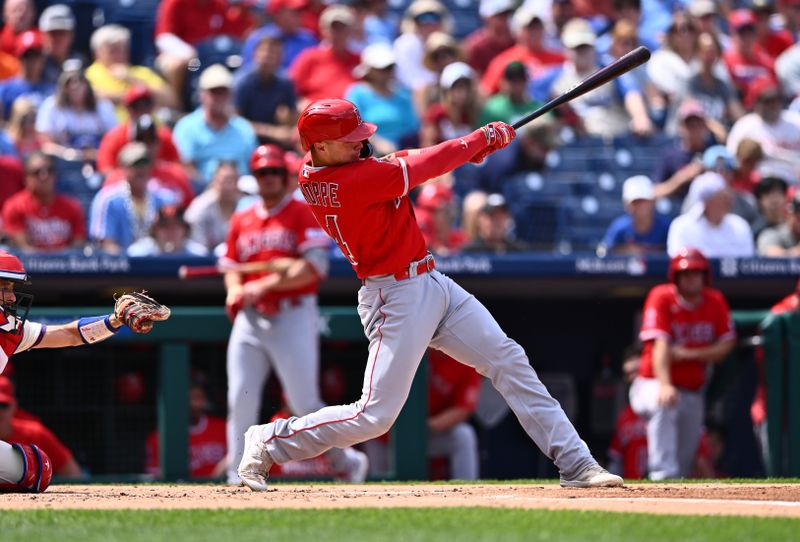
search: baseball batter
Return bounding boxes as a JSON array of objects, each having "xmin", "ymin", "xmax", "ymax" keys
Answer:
[
  {"xmin": 630, "ymin": 248, "xmax": 735, "ymax": 480},
  {"xmin": 0, "ymin": 251, "xmax": 169, "ymax": 492},
  {"xmin": 223, "ymin": 144, "xmax": 368, "ymax": 485},
  {"xmin": 237, "ymin": 98, "xmax": 623, "ymax": 490}
]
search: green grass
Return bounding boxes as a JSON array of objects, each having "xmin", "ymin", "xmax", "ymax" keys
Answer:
[{"xmin": 1, "ymin": 508, "xmax": 797, "ymax": 542}]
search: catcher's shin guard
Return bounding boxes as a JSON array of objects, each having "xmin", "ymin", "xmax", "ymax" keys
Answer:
[{"xmin": 0, "ymin": 443, "xmax": 53, "ymax": 493}]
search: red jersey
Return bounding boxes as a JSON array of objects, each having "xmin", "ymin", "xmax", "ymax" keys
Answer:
[
  {"xmin": 96, "ymin": 122, "xmax": 180, "ymax": 173},
  {"xmin": 760, "ymin": 30, "xmax": 793, "ymax": 60},
  {"xmin": 5, "ymin": 417, "xmax": 73, "ymax": 474},
  {"xmin": 0, "ymin": 26, "xmax": 39, "ymax": 56},
  {"xmin": 1, "ymin": 191, "xmax": 85, "ymax": 250},
  {"xmin": 607, "ymin": 404, "xmax": 648, "ymax": 479},
  {"xmin": 771, "ymin": 292, "xmax": 798, "ymax": 315},
  {"xmin": 723, "ymin": 46, "xmax": 775, "ymax": 96},
  {"xmin": 222, "ymin": 198, "xmax": 327, "ymax": 309},
  {"xmin": 0, "ymin": 312, "xmax": 45, "ymax": 375},
  {"xmin": 0, "ymin": 156, "xmax": 25, "ymax": 211},
  {"xmin": 103, "ymin": 161, "xmax": 194, "ymax": 208},
  {"xmin": 639, "ymin": 284, "xmax": 735, "ymax": 390},
  {"xmin": 289, "ymin": 45, "xmax": 359, "ymax": 101},
  {"xmin": 145, "ymin": 415, "xmax": 227, "ymax": 478},
  {"xmin": 481, "ymin": 45, "xmax": 565, "ymax": 95},
  {"xmin": 298, "ymin": 129, "xmax": 489, "ymax": 279},
  {"xmin": 155, "ymin": 0, "xmax": 254, "ymax": 44},
  {"xmin": 428, "ymin": 349, "xmax": 481, "ymax": 417}
]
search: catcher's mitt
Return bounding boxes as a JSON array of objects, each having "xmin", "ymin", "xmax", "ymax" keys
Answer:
[{"xmin": 114, "ymin": 291, "xmax": 171, "ymax": 334}]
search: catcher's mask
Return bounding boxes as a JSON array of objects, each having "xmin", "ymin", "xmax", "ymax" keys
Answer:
[{"xmin": 0, "ymin": 251, "xmax": 33, "ymax": 334}]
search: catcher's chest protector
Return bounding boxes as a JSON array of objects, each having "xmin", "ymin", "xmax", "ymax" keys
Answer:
[{"xmin": 0, "ymin": 310, "xmax": 24, "ymax": 373}]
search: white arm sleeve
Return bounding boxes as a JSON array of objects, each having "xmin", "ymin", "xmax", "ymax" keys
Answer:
[{"xmin": 15, "ymin": 320, "xmax": 45, "ymax": 354}]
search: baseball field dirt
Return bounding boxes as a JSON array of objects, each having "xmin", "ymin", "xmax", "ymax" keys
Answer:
[{"xmin": 1, "ymin": 483, "xmax": 799, "ymax": 517}]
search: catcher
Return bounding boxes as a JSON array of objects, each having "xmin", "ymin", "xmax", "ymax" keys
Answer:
[{"xmin": 0, "ymin": 250, "xmax": 169, "ymax": 493}]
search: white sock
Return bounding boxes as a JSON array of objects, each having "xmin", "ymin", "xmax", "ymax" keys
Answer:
[{"xmin": 0, "ymin": 440, "xmax": 24, "ymax": 484}]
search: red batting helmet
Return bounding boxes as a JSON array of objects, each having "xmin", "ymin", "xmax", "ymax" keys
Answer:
[
  {"xmin": 250, "ymin": 144, "xmax": 287, "ymax": 172},
  {"xmin": 0, "ymin": 250, "xmax": 28, "ymax": 284},
  {"xmin": 297, "ymin": 98, "xmax": 377, "ymax": 152},
  {"xmin": 668, "ymin": 247, "xmax": 711, "ymax": 285},
  {"xmin": 416, "ymin": 183, "xmax": 454, "ymax": 210}
]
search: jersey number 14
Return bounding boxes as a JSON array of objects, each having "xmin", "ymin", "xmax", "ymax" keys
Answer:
[{"xmin": 324, "ymin": 215, "xmax": 357, "ymax": 266}]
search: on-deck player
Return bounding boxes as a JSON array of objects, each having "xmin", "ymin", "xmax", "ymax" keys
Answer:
[
  {"xmin": 238, "ymin": 98, "xmax": 624, "ymax": 490},
  {"xmin": 0, "ymin": 250, "xmax": 155, "ymax": 492},
  {"xmin": 223, "ymin": 144, "xmax": 368, "ymax": 485}
]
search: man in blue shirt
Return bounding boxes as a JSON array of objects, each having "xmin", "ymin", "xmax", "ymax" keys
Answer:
[
  {"xmin": 600, "ymin": 175, "xmax": 672, "ymax": 255},
  {"xmin": 240, "ymin": 0, "xmax": 318, "ymax": 72},
  {"xmin": 0, "ymin": 31, "xmax": 55, "ymax": 119}
]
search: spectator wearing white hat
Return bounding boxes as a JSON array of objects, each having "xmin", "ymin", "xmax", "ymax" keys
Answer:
[
  {"xmin": 39, "ymin": 4, "xmax": 84, "ymax": 86},
  {"xmin": 345, "ymin": 42, "xmax": 418, "ymax": 150},
  {"xmin": 666, "ymin": 171, "xmax": 755, "ymax": 257},
  {"xmin": 393, "ymin": 0, "xmax": 452, "ymax": 93},
  {"xmin": 172, "ymin": 64, "xmax": 257, "ymax": 189},
  {"xmin": 420, "ymin": 62, "xmax": 481, "ymax": 147},
  {"xmin": 463, "ymin": 0, "xmax": 515, "ymax": 75},
  {"xmin": 599, "ymin": 175, "xmax": 672, "ymax": 256}
]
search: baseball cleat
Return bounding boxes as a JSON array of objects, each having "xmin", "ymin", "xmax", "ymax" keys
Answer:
[
  {"xmin": 337, "ymin": 448, "xmax": 369, "ymax": 483},
  {"xmin": 237, "ymin": 425, "xmax": 272, "ymax": 492},
  {"xmin": 560, "ymin": 465, "xmax": 624, "ymax": 488}
]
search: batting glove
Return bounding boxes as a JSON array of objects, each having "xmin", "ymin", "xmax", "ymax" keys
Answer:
[{"xmin": 480, "ymin": 122, "xmax": 515, "ymax": 149}]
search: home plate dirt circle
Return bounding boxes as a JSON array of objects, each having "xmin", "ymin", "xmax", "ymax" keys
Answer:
[{"xmin": 2, "ymin": 484, "xmax": 799, "ymax": 517}]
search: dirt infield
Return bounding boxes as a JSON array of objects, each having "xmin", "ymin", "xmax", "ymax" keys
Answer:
[{"xmin": 2, "ymin": 483, "xmax": 800, "ymax": 517}]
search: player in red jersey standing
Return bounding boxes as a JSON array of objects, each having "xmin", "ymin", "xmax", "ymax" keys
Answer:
[
  {"xmin": 630, "ymin": 248, "xmax": 736, "ymax": 480},
  {"xmin": 237, "ymin": 98, "xmax": 624, "ymax": 490}
]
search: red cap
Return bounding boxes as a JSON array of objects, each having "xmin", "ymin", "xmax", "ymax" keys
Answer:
[
  {"xmin": 15, "ymin": 30, "xmax": 43, "ymax": 56},
  {"xmin": 0, "ymin": 376, "xmax": 16, "ymax": 405},
  {"xmin": 297, "ymin": 98, "xmax": 377, "ymax": 152},
  {"xmin": 251, "ymin": 144, "xmax": 287, "ymax": 171},
  {"xmin": 268, "ymin": 0, "xmax": 309, "ymax": 15},
  {"xmin": 123, "ymin": 85, "xmax": 153, "ymax": 107},
  {"xmin": 745, "ymin": 75, "xmax": 781, "ymax": 109},
  {"xmin": 729, "ymin": 9, "xmax": 757, "ymax": 30},
  {"xmin": 417, "ymin": 183, "xmax": 454, "ymax": 210}
]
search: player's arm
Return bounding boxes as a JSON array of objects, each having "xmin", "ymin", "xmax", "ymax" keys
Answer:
[
  {"xmin": 32, "ymin": 313, "xmax": 124, "ymax": 349},
  {"xmin": 652, "ymin": 337, "xmax": 678, "ymax": 407},
  {"xmin": 428, "ymin": 407, "xmax": 471, "ymax": 433},
  {"xmin": 671, "ymin": 338, "xmax": 736, "ymax": 364},
  {"xmin": 240, "ymin": 248, "xmax": 328, "ymax": 305}
]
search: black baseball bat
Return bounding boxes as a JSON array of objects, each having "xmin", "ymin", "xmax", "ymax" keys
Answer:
[{"xmin": 511, "ymin": 46, "xmax": 651, "ymax": 130}]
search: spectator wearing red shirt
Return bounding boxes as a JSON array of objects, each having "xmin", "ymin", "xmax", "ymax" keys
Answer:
[
  {"xmin": 481, "ymin": 6, "xmax": 565, "ymax": 96},
  {"xmin": 289, "ymin": 5, "xmax": 360, "ymax": 105},
  {"xmin": 0, "ymin": 0, "xmax": 38, "ymax": 56},
  {"xmin": 155, "ymin": 0, "xmax": 255, "ymax": 111},
  {"xmin": 414, "ymin": 182, "xmax": 467, "ymax": 256},
  {"xmin": 0, "ymin": 376, "xmax": 81, "ymax": 478},
  {"xmin": 463, "ymin": 0, "xmax": 515, "ymax": 75},
  {"xmin": 145, "ymin": 381, "xmax": 227, "ymax": 478},
  {"xmin": 1, "ymin": 151, "xmax": 85, "ymax": 252},
  {"xmin": 750, "ymin": 0, "xmax": 793, "ymax": 60},
  {"xmin": 629, "ymin": 249, "xmax": 736, "ymax": 480},
  {"xmin": 0, "ymin": 156, "xmax": 24, "ymax": 211},
  {"xmin": 723, "ymin": 10, "xmax": 776, "ymax": 99},
  {"xmin": 97, "ymin": 86, "xmax": 180, "ymax": 174},
  {"xmin": 427, "ymin": 349, "xmax": 482, "ymax": 480}
]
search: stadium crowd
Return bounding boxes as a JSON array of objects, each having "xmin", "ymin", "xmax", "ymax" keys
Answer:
[{"xmin": 0, "ymin": 0, "xmax": 798, "ymax": 258}]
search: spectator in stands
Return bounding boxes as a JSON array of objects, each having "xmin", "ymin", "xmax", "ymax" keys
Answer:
[
  {"xmin": 780, "ymin": 0, "xmax": 800, "ymax": 43},
  {"xmin": 185, "ymin": 161, "xmax": 241, "ymax": 255},
  {"xmin": 234, "ymin": 31, "xmax": 298, "ymax": 148},
  {"xmin": 646, "ymin": 11, "xmax": 700, "ymax": 109},
  {"xmin": 393, "ymin": 0, "xmax": 450, "ymax": 97},
  {"xmin": 96, "ymin": 86, "xmax": 181, "ymax": 174},
  {"xmin": 599, "ymin": 175, "xmax": 671, "ymax": 256},
  {"xmin": 751, "ymin": 176, "xmax": 789, "ymax": 241},
  {"xmin": 414, "ymin": 183, "xmax": 467, "ymax": 255},
  {"xmin": 86, "ymin": 24, "xmax": 176, "ymax": 120},
  {"xmin": 241, "ymin": 0, "xmax": 318, "ymax": 72},
  {"xmin": 289, "ymin": 5, "xmax": 360, "ymax": 106},
  {"xmin": 685, "ymin": 32, "xmax": 744, "ymax": 133},
  {"xmin": 723, "ymin": 10, "xmax": 776, "ymax": 100},
  {"xmin": 0, "ymin": 31, "xmax": 54, "ymax": 119},
  {"xmin": 154, "ymin": 0, "xmax": 254, "ymax": 112},
  {"xmin": 727, "ymin": 77, "xmax": 800, "ymax": 181},
  {"xmin": 346, "ymin": 42, "xmax": 418, "ymax": 151},
  {"xmin": 732, "ymin": 138, "xmax": 765, "ymax": 191},
  {"xmin": 145, "ymin": 379, "xmax": 227, "ymax": 478},
  {"xmin": 464, "ymin": 0, "xmax": 515, "ymax": 75},
  {"xmin": 1, "ymin": 150, "xmax": 85, "ymax": 252},
  {"xmin": 0, "ymin": 376, "xmax": 82, "ymax": 479},
  {"xmin": 479, "ymin": 61, "xmax": 539, "ymax": 126},
  {"xmin": 687, "ymin": 0, "xmax": 725, "ymax": 44},
  {"xmin": 543, "ymin": 0, "xmax": 578, "ymax": 52},
  {"xmin": 357, "ymin": 0, "xmax": 397, "ymax": 45},
  {"xmin": 0, "ymin": 0, "xmax": 37, "ymax": 56},
  {"xmin": 417, "ymin": 31, "xmax": 463, "ymax": 113},
  {"xmin": 481, "ymin": 6, "xmax": 565, "ymax": 96},
  {"xmin": 5, "ymin": 97, "xmax": 42, "ymax": 158},
  {"xmin": 750, "ymin": 0, "xmax": 793, "ymax": 61},
  {"xmin": 35, "ymin": 68, "xmax": 116, "ymax": 162},
  {"xmin": 420, "ymin": 62, "xmax": 480, "ymax": 147},
  {"xmin": 0, "ymin": 156, "xmax": 24, "ymax": 211},
  {"xmin": 692, "ymin": 146, "xmax": 760, "ymax": 226},
  {"xmin": 667, "ymin": 171, "xmax": 755, "ymax": 257},
  {"xmin": 39, "ymin": 4, "xmax": 82, "ymax": 87},
  {"xmin": 173, "ymin": 64, "xmax": 257, "ymax": 189},
  {"xmin": 462, "ymin": 193, "xmax": 529, "ymax": 253},
  {"xmin": 757, "ymin": 188, "xmax": 800, "ymax": 256},
  {"xmin": 89, "ymin": 142, "xmax": 176, "ymax": 254},
  {"xmin": 127, "ymin": 204, "xmax": 208, "ymax": 257},
  {"xmin": 653, "ymin": 100, "xmax": 715, "ymax": 201},
  {"xmin": 776, "ymin": 43, "xmax": 800, "ymax": 98},
  {"xmin": 102, "ymin": 114, "xmax": 193, "ymax": 208}
]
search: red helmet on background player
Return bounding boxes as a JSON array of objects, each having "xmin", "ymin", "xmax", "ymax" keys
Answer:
[
  {"xmin": 297, "ymin": 98, "xmax": 377, "ymax": 152},
  {"xmin": 416, "ymin": 184, "xmax": 454, "ymax": 211},
  {"xmin": 668, "ymin": 248, "xmax": 711, "ymax": 285},
  {"xmin": 0, "ymin": 250, "xmax": 33, "ymax": 332},
  {"xmin": 251, "ymin": 144, "xmax": 288, "ymax": 186}
]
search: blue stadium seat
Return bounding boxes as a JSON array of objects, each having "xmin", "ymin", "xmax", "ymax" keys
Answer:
[
  {"xmin": 184, "ymin": 35, "xmax": 244, "ymax": 109},
  {"xmin": 560, "ymin": 195, "xmax": 625, "ymax": 252},
  {"xmin": 611, "ymin": 133, "xmax": 677, "ymax": 176},
  {"xmin": 546, "ymin": 137, "xmax": 615, "ymax": 174},
  {"xmin": 510, "ymin": 201, "xmax": 567, "ymax": 250}
]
